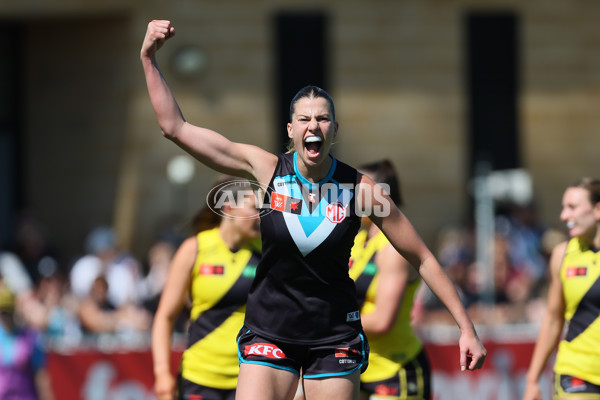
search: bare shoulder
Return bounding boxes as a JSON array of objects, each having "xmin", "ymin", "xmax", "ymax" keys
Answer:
[
  {"xmin": 174, "ymin": 236, "xmax": 199, "ymax": 259},
  {"xmin": 355, "ymin": 173, "xmax": 378, "ymax": 201},
  {"xmin": 550, "ymin": 240, "xmax": 569, "ymax": 260},
  {"xmin": 180, "ymin": 235, "xmax": 198, "ymax": 249},
  {"xmin": 549, "ymin": 240, "xmax": 569, "ymax": 276},
  {"xmin": 243, "ymin": 144, "xmax": 278, "ymax": 184},
  {"xmin": 357, "ymin": 171, "xmax": 373, "ymax": 185}
]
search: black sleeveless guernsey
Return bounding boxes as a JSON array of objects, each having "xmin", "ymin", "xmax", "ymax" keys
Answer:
[{"xmin": 243, "ymin": 152, "xmax": 362, "ymax": 345}]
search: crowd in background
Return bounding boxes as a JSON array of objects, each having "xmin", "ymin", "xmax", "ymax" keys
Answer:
[
  {"xmin": 414, "ymin": 201, "xmax": 566, "ymax": 327},
  {"xmin": 0, "ymin": 198, "xmax": 567, "ymax": 348}
]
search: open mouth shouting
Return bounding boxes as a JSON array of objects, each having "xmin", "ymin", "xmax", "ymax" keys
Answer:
[{"xmin": 304, "ymin": 136, "xmax": 323, "ymax": 160}]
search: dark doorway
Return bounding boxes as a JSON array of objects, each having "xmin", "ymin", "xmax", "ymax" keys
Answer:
[
  {"xmin": 465, "ymin": 12, "xmax": 520, "ymax": 176},
  {"xmin": 274, "ymin": 12, "xmax": 328, "ymax": 152}
]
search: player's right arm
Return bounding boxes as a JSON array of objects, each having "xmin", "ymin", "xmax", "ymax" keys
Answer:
[
  {"xmin": 151, "ymin": 236, "xmax": 196, "ymax": 400},
  {"xmin": 140, "ymin": 20, "xmax": 277, "ymax": 185},
  {"xmin": 357, "ymin": 174, "xmax": 486, "ymax": 371},
  {"xmin": 522, "ymin": 241, "xmax": 567, "ymax": 400}
]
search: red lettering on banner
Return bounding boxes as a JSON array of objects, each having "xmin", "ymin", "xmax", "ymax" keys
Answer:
[
  {"xmin": 45, "ymin": 335, "xmax": 554, "ymax": 400},
  {"xmin": 326, "ymin": 202, "xmax": 346, "ymax": 223},
  {"xmin": 375, "ymin": 385, "xmax": 398, "ymax": 396},
  {"xmin": 245, "ymin": 343, "xmax": 285, "ymax": 359}
]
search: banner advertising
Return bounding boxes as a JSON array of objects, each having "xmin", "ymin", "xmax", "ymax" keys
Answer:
[{"xmin": 47, "ymin": 337, "xmax": 553, "ymax": 400}]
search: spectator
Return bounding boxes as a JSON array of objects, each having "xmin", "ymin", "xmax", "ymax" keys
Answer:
[
  {"xmin": 30, "ymin": 264, "xmax": 82, "ymax": 346},
  {"xmin": 78, "ymin": 275, "xmax": 151, "ymax": 336},
  {"xmin": 0, "ymin": 283, "xmax": 54, "ymax": 400},
  {"xmin": 0, "ymin": 249, "xmax": 34, "ymax": 298},
  {"xmin": 139, "ymin": 238, "xmax": 177, "ymax": 310},
  {"xmin": 139, "ymin": 237, "xmax": 188, "ymax": 334},
  {"xmin": 0, "ymin": 246, "xmax": 51, "ymax": 330},
  {"xmin": 69, "ymin": 226, "xmax": 143, "ymax": 307},
  {"xmin": 413, "ymin": 227, "xmax": 478, "ymax": 326},
  {"xmin": 495, "ymin": 201, "xmax": 548, "ymax": 285}
]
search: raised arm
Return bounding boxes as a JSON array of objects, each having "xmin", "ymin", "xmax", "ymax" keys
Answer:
[
  {"xmin": 357, "ymin": 174, "xmax": 487, "ymax": 371},
  {"xmin": 140, "ymin": 20, "xmax": 277, "ymax": 184},
  {"xmin": 522, "ymin": 241, "xmax": 567, "ymax": 400}
]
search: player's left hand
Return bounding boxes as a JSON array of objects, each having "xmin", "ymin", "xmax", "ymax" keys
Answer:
[{"xmin": 459, "ymin": 331, "xmax": 487, "ymax": 371}]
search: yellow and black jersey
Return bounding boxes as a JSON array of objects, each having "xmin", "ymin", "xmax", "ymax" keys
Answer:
[
  {"xmin": 554, "ymin": 237, "xmax": 600, "ymax": 385},
  {"xmin": 181, "ymin": 227, "xmax": 261, "ymax": 389},
  {"xmin": 349, "ymin": 229, "xmax": 423, "ymax": 383}
]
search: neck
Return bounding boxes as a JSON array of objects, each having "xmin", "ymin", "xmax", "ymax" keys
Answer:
[
  {"xmin": 579, "ymin": 226, "xmax": 600, "ymax": 250},
  {"xmin": 218, "ymin": 223, "xmax": 244, "ymax": 251},
  {"xmin": 296, "ymin": 154, "xmax": 333, "ymax": 183}
]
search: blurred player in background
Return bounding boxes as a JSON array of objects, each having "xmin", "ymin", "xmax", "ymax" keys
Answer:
[
  {"xmin": 523, "ymin": 177, "xmax": 600, "ymax": 400},
  {"xmin": 152, "ymin": 176, "xmax": 261, "ymax": 400},
  {"xmin": 350, "ymin": 159, "xmax": 431, "ymax": 400}
]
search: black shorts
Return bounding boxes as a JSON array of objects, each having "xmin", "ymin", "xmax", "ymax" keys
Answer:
[
  {"xmin": 179, "ymin": 376, "xmax": 236, "ymax": 400},
  {"xmin": 360, "ymin": 348, "xmax": 431, "ymax": 400},
  {"xmin": 555, "ymin": 374, "xmax": 600, "ymax": 399},
  {"xmin": 236, "ymin": 325, "xmax": 369, "ymax": 378}
]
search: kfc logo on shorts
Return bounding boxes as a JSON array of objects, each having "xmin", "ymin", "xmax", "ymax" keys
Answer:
[
  {"xmin": 326, "ymin": 202, "xmax": 346, "ymax": 223},
  {"xmin": 245, "ymin": 343, "xmax": 285, "ymax": 359}
]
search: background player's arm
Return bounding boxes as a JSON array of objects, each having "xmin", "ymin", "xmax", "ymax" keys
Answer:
[
  {"xmin": 152, "ymin": 236, "xmax": 196, "ymax": 400},
  {"xmin": 360, "ymin": 243, "xmax": 411, "ymax": 334},
  {"xmin": 522, "ymin": 241, "xmax": 567, "ymax": 400}
]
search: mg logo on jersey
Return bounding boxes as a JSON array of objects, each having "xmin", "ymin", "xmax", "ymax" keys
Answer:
[
  {"xmin": 245, "ymin": 343, "xmax": 285, "ymax": 359},
  {"xmin": 325, "ymin": 202, "xmax": 346, "ymax": 223}
]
